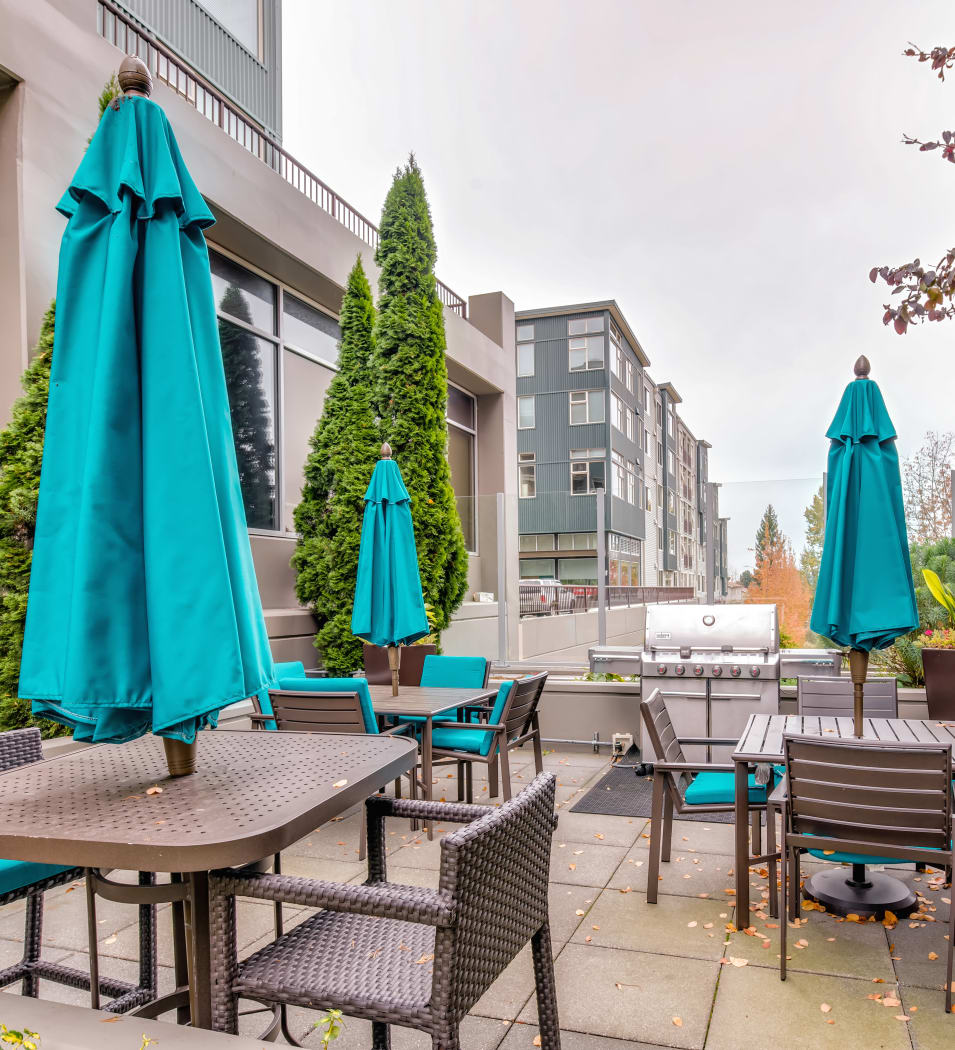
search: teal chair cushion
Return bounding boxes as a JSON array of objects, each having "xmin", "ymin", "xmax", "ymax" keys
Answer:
[
  {"xmin": 0, "ymin": 859, "xmax": 72, "ymax": 897},
  {"xmin": 431, "ymin": 680, "xmax": 514, "ymax": 758},
  {"xmin": 684, "ymin": 771, "xmax": 769, "ymax": 806},
  {"xmin": 254, "ymin": 661, "xmax": 307, "ymax": 730},
  {"xmin": 807, "ymin": 848, "xmax": 907, "ymax": 865},
  {"xmin": 276, "ymin": 676, "xmax": 378, "ymax": 734},
  {"xmin": 419, "ymin": 656, "xmax": 487, "ymax": 688}
]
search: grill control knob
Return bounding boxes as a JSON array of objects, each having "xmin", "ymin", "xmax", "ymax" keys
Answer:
[
  {"xmin": 749, "ymin": 665, "xmax": 761, "ymax": 678},
  {"xmin": 693, "ymin": 664, "xmax": 704, "ymax": 676},
  {"xmin": 731, "ymin": 665, "xmax": 741, "ymax": 678},
  {"xmin": 674, "ymin": 664, "xmax": 686, "ymax": 676},
  {"xmin": 712, "ymin": 665, "xmax": 723, "ymax": 677},
  {"xmin": 656, "ymin": 664, "xmax": 667, "ymax": 676}
]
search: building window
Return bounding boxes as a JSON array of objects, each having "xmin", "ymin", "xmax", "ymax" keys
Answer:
[
  {"xmin": 569, "ymin": 390, "xmax": 604, "ymax": 425},
  {"xmin": 668, "ymin": 532, "xmax": 677, "ymax": 556},
  {"xmin": 667, "ymin": 406, "xmax": 674, "ymax": 437},
  {"xmin": 658, "ymin": 524, "xmax": 664, "ymax": 550},
  {"xmin": 520, "ymin": 558, "xmax": 556, "ymax": 579},
  {"xmin": 626, "ymin": 359, "xmax": 636, "ymax": 394},
  {"xmin": 644, "ymin": 385, "xmax": 652, "ymax": 411},
  {"xmin": 518, "ymin": 395, "xmax": 536, "ymax": 429},
  {"xmin": 516, "ymin": 323, "xmax": 535, "ymax": 341},
  {"xmin": 657, "ymin": 440, "xmax": 664, "ymax": 463},
  {"xmin": 558, "ymin": 533, "xmax": 597, "ymax": 550},
  {"xmin": 519, "ymin": 452, "xmax": 536, "ymax": 498},
  {"xmin": 558, "ymin": 557, "xmax": 597, "ymax": 584},
  {"xmin": 645, "ymin": 484, "xmax": 652, "ymax": 511},
  {"xmin": 198, "ymin": 0, "xmax": 262, "ymax": 58},
  {"xmin": 517, "ymin": 342, "xmax": 535, "ymax": 377},
  {"xmin": 570, "ymin": 458, "xmax": 605, "ymax": 494},
  {"xmin": 611, "ymin": 393, "xmax": 634, "ymax": 441},
  {"xmin": 611, "ymin": 451, "xmax": 637, "ymax": 504},
  {"xmin": 643, "ymin": 427, "xmax": 651, "ymax": 454},
  {"xmin": 568, "ymin": 316, "xmax": 604, "ymax": 335},
  {"xmin": 520, "ymin": 533, "xmax": 555, "ymax": 551},
  {"xmin": 668, "ymin": 450, "xmax": 676, "ymax": 475},
  {"xmin": 447, "ymin": 384, "xmax": 477, "ymax": 553},
  {"xmin": 211, "ymin": 248, "xmax": 341, "ymax": 534},
  {"xmin": 667, "ymin": 490, "xmax": 676, "ymax": 515},
  {"xmin": 568, "ymin": 335, "xmax": 604, "ymax": 371}
]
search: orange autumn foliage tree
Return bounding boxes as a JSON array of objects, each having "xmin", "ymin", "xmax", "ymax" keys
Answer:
[{"xmin": 745, "ymin": 515, "xmax": 812, "ymax": 646}]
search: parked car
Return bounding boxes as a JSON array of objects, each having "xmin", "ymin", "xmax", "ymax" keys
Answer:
[{"xmin": 519, "ymin": 579, "xmax": 574, "ymax": 616}]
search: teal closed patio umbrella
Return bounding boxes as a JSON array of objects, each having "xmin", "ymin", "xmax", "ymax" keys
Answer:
[
  {"xmin": 18, "ymin": 59, "xmax": 274, "ymax": 762},
  {"xmin": 806, "ymin": 355, "xmax": 919, "ymax": 917},
  {"xmin": 351, "ymin": 444, "xmax": 430, "ymax": 695}
]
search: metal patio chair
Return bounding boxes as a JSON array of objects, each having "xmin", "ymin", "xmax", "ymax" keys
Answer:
[
  {"xmin": 0, "ymin": 728, "xmax": 156, "ymax": 1011},
  {"xmin": 640, "ymin": 688, "xmax": 779, "ymax": 906},
  {"xmin": 796, "ymin": 675, "xmax": 898, "ymax": 718},
  {"xmin": 429, "ymin": 672, "xmax": 548, "ymax": 804},
  {"xmin": 778, "ymin": 734, "xmax": 954, "ymax": 1012},
  {"xmin": 209, "ymin": 773, "xmax": 561, "ymax": 1048},
  {"xmin": 363, "ymin": 643, "xmax": 437, "ymax": 687}
]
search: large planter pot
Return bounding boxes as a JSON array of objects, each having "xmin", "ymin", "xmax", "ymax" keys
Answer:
[
  {"xmin": 922, "ymin": 647, "xmax": 955, "ymax": 720},
  {"xmin": 163, "ymin": 737, "xmax": 197, "ymax": 777}
]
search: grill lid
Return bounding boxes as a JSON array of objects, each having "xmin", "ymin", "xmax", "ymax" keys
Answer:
[{"xmin": 644, "ymin": 603, "xmax": 779, "ymax": 654}]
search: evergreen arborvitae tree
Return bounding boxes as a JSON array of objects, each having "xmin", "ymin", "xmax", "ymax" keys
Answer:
[
  {"xmin": 0, "ymin": 307, "xmax": 59, "ymax": 733},
  {"xmin": 753, "ymin": 504, "xmax": 782, "ymax": 587},
  {"xmin": 292, "ymin": 257, "xmax": 380, "ymax": 674},
  {"xmin": 217, "ymin": 286, "xmax": 276, "ymax": 529},
  {"xmin": 372, "ymin": 156, "xmax": 468, "ymax": 638},
  {"xmin": 0, "ymin": 77, "xmax": 120, "ymax": 734}
]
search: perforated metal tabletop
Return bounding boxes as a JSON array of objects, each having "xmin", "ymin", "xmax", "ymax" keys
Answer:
[{"xmin": 0, "ymin": 729, "xmax": 418, "ymax": 873}]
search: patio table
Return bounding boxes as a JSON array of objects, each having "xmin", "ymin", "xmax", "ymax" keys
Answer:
[
  {"xmin": 0, "ymin": 729, "xmax": 417, "ymax": 1029},
  {"xmin": 732, "ymin": 713, "xmax": 955, "ymax": 919},
  {"xmin": 368, "ymin": 684, "xmax": 496, "ymax": 837}
]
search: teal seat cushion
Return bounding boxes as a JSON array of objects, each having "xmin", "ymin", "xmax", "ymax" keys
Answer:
[
  {"xmin": 277, "ymin": 676, "xmax": 378, "ymax": 734},
  {"xmin": 419, "ymin": 656, "xmax": 487, "ymax": 689},
  {"xmin": 685, "ymin": 771, "xmax": 769, "ymax": 806},
  {"xmin": 431, "ymin": 680, "xmax": 514, "ymax": 757},
  {"xmin": 807, "ymin": 849, "xmax": 907, "ymax": 866},
  {"xmin": 0, "ymin": 859, "xmax": 73, "ymax": 896}
]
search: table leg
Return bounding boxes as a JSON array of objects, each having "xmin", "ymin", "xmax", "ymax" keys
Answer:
[
  {"xmin": 186, "ymin": 871, "xmax": 213, "ymax": 1030},
  {"xmin": 734, "ymin": 760, "xmax": 750, "ymax": 922},
  {"xmin": 423, "ymin": 716, "xmax": 433, "ymax": 840}
]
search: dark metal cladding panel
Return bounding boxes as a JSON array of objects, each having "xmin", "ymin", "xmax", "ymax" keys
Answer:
[{"xmin": 115, "ymin": 0, "xmax": 283, "ymax": 138}]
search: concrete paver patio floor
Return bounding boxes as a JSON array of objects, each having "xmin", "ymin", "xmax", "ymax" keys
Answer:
[{"xmin": 0, "ymin": 746, "xmax": 951, "ymax": 1049}]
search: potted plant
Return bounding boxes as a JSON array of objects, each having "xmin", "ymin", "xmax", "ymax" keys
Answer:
[{"xmin": 917, "ymin": 569, "xmax": 955, "ymax": 718}]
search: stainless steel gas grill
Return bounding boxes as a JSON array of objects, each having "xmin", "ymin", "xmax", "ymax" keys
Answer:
[{"xmin": 639, "ymin": 604, "xmax": 781, "ymax": 763}]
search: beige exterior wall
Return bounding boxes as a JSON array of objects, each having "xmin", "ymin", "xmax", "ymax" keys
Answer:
[{"xmin": 0, "ymin": 0, "xmax": 517, "ymax": 662}]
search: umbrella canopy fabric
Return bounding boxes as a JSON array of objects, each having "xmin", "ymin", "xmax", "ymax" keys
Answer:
[
  {"xmin": 351, "ymin": 457, "xmax": 430, "ymax": 648},
  {"xmin": 18, "ymin": 95, "xmax": 274, "ymax": 743},
  {"xmin": 809, "ymin": 371, "xmax": 918, "ymax": 651}
]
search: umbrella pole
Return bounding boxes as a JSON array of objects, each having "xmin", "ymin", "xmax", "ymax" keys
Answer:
[
  {"xmin": 848, "ymin": 648, "xmax": 868, "ymax": 736},
  {"xmin": 388, "ymin": 645, "xmax": 400, "ymax": 697}
]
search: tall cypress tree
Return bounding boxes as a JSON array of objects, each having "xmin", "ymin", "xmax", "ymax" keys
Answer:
[
  {"xmin": 372, "ymin": 156, "xmax": 468, "ymax": 638},
  {"xmin": 217, "ymin": 286, "xmax": 276, "ymax": 529},
  {"xmin": 0, "ymin": 78, "xmax": 121, "ymax": 734},
  {"xmin": 292, "ymin": 257, "xmax": 379, "ymax": 674},
  {"xmin": 753, "ymin": 504, "xmax": 782, "ymax": 587}
]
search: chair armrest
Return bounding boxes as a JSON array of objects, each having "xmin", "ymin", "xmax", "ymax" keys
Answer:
[
  {"xmin": 366, "ymin": 793, "xmax": 495, "ymax": 826},
  {"xmin": 210, "ymin": 869, "xmax": 454, "ymax": 927},
  {"xmin": 249, "ymin": 713, "xmax": 275, "ymax": 728},
  {"xmin": 303, "ymin": 669, "xmax": 326, "ymax": 679},
  {"xmin": 654, "ymin": 761, "xmax": 736, "ymax": 773},
  {"xmin": 768, "ymin": 780, "xmax": 788, "ymax": 804},
  {"xmin": 380, "ymin": 721, "xmax": 417, "ymax": 739},
  {"xmin": 427, "ymin": 721, "xmax": 504, "ymax": 732},
  {"xmin": 675, "ymin": 737, "xmax": 740, "ymax": 746}
]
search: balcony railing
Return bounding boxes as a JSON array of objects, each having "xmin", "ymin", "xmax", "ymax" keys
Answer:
[{"xmin": 97, "ymin": 0, "xmax": 468, "ymax": 318}]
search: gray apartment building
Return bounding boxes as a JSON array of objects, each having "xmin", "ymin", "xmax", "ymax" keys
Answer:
[
  {"xmin": 515, "ymin": 302, "xmax": 728, "ymax": 599},
  {"xmin": 0, "ymin": 0, "xmax": 521, "ymax": 663}
]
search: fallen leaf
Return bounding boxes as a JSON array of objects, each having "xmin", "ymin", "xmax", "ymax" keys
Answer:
[
  {"xmin": 415, "ymin": 953, "xmax": 434, "ymax": 965},
  {"xmin": 145, "ymin": 786, "xmax": 163, "ymax": 796},
  {"xmin": 894, "ymin": 1015, "xmax": 910, "ymax": 1022},
  {"xmin": 687, "ymin": 921, "xmax": 698, "ymax": 928},
  {"xmin": 729, "ymin": 956, "xmax": 749, "ymax": 967},
  {"xmin": 672, "ymin": 1017, "xmax": 683, "ymax": 1027},
  {"xmin": 333, "ymin": 779, "xmax": 348, "ymax": 789},
  {"xmin": 929, "ymin": 952, "xmax": 939, "ymax": 961},
  {"xmin": 99, "ymin": 1017, "xmax": 121, "ymax": 1024},
  {"xmin": 533, "ymin": 1037, "xmax": 542, "ymax": 1047},
  {"xmin": 820, "ymin": 1003, "xmax": 831, "ymax": 1013}
]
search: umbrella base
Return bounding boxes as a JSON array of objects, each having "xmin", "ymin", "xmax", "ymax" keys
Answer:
[
  {"xmin": 163, "ymin": 737, "xmax": 197, "ymax": 777},
  {"xmin": 803, "ymin": 865, "xmax": 917, "ymax": 919}
]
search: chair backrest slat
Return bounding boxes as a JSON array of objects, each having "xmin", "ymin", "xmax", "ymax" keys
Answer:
[
  {"xmin": 434, "ymin": 772, "xmax": 557, "ymax": 1018},
  {"xmin": 784, "ymin": 734, "xmax": 952, "ymax": 853},
  {"xmin": 796, "ymin": 676, "xmax": 898, "ymax": 719},
  {"xmin": 640, "ymin": 690, "xmax": 685, "ymax": 765},
  {"xmin": 267, "ymin": 690, "xmax": 367, "ymax": 735},
  {"xmin": 502, "ymin": 673, "xmax": 548, "ymax": 739}
]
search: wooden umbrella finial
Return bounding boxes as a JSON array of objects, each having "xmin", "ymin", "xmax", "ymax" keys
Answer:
[
  {"xmin": 380, "ymin": 442, "xmax": 392, "ymax": 459},
  {"xmin": 118, "ymin": 55, "xmax": 152, "ymax": 98},
  {"xmin": 853, "ymin": 355, "xmax": 871, "ymax": 379}
]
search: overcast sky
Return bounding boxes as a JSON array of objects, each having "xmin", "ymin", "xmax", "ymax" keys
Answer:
[{"xmin": 283, "ymin": 1, "xmax": 955, "ymax": 572}]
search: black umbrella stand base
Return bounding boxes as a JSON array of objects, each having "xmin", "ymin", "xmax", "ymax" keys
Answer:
[{"xmin": 803, "ymin": 864, "xmax": 917, "ymax": 919}]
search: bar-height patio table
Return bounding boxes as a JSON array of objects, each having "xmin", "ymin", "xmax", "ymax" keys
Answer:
[
  {"xmin": 367, "ymin": 684, "xmax": 496, "ymax": 837},
  {"xmin": 732, "ymin": 713, "xmax": 955, "ymax": 919},
  {"xmin": 0, "ymin": 729, "xmax": 417, "ymax": 1029}
]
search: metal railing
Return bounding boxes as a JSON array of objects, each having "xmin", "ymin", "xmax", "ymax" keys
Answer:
[
  {"xmin": 519, "ymin": 582, "xmax": 694, "ymax": 618},
  {"xmin": 97, "ymin": 0, "xmax": 468, "ymax": 318}
]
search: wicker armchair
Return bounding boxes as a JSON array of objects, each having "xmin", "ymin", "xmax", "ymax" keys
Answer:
[
  {"xmin": 0, "ymin": 728, "xmax": 156, "ymax": 1011},
  {"xmin": 209, "ymin": 773, "xmax": 561, "ymax": 1048}
]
